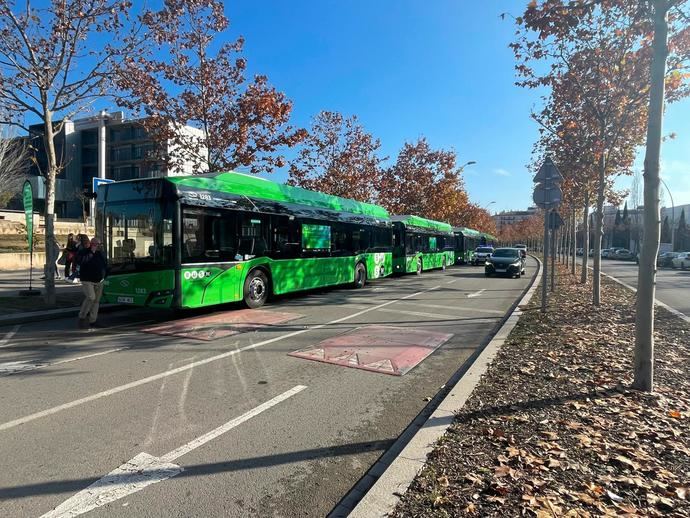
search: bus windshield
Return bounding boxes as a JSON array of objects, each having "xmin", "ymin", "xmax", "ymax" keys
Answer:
[{"xmin": 104, "ymin": 201, "xmax": 173, "ymax": 273}]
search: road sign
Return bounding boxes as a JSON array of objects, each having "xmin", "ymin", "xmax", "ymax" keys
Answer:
[
  {"xmin": 533, "ymin": 157, "xmax": 564, "ymax": 184},
  {"xmin": 548, "ymin": 211, "xmax": 564, "ymax": 229},
  {"xmin": 532, "ymin": 183, "xmax": 562, "ymax": 208},
  {"xmin": 92, "ymin": 177, "xmax": 114, "ymax": 194}
]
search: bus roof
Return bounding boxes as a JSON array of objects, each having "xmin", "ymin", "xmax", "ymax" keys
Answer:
[
  {"xmin": 391, "ymin": 215, "xmax": 452, "ymax": 233},
  {"xmin": 166, "ymin": 171, "xmax": 390, "ymax": 220},
  {"xmin": 453, "ymin": 226, "xmax": 483, "ymax": 238}
]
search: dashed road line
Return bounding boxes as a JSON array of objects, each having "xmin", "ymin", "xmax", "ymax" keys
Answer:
[{"xmin": 0, "ymin": 325, "xmax": 20, "ymax": 349}]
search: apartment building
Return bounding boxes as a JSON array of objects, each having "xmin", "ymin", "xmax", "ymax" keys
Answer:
[
  {"xmin": 493, "ymin": 207, "xmax": 538, "ymax": 231},
  {"xmin": 22, "ymin": 111, "xmax": 204, "ymax": 219}
]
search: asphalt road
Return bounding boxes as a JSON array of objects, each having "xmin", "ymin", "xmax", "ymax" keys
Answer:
[
  {"xmin": 0, "ymin": 259, "xmax": 536, "ymax": 518},
  {"xmin": 599, "ymin": 259, "xmax": 690, "ymax": 318}
]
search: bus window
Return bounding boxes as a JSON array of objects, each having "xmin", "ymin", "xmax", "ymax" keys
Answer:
[
  {"xmin": 352, "ymin": 227, "xmax": 371, "ymax": 254},
  {"xmin": 272, "ymin": 216, "xmax": 300, "ymax": 259},
  {"xmin": 302, "ymin": 223, "xmax": 331, "ymax": 254},
  {"xmin": 331, "ymin": 223, "xmax": 350, "ymax": 256},
  {"xmin": 238, "ymin": 214, "xmax": 268, "ymax": 258},
  {"xmin": 182, "ymin": 208, "xmax": 238, "ymax": 263},
  {"xmin": 429, "ymin": 236, "xmax": 438, "ymax": 252}
]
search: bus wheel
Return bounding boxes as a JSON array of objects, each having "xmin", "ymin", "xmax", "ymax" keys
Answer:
[
  {"xmin": 353, "ymin": 262, "xmax": 367, "ymax": 289},
  {"xmin": 243, "ymin": 269, "xmax": 269, "ymax": 309},
  {"xmin": 416, "ymin": 258, "xmax": 422, "ymax": 275},
  {"xmin": 441, "ymin": 258, "xmax": 447, "ymax": 271}
]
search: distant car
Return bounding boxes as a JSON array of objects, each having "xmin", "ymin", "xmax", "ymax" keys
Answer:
[
  {"xmin": 576, "ymin": 248, "xmax": 584, "ymax": 256},
  {"xmin": 485, "ymin": 247, "xmax": 526, "ymax": 278},
  {"xmin": 601, "ymin": 248, "xmax": 611, "ymax": 258},
  {"xmin": 612, "ymin": 249, "xmax": 635, "ymax": 261},
  {"xmin": 473, "ymin": 246, "xmax": 494, "ymax": 266},
  {"xmin": 671, "ymin": 252, "xmax": 690, "ymax": 270},
  {"xmin": 657, "ymin": 252, "xmax": 679, "ymax": 268},
  {"xmin": 515, "ymin": 244, "xmax": 527, "ymax": 258}
]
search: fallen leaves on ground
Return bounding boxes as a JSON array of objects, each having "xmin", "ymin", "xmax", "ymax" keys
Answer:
[{"xmin": 391, "ymin": 264, "xmax": 690, "ymax": 517}]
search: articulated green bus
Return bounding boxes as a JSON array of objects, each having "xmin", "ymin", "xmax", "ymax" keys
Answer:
[
  {"xmin": 96, "ymin": 172, "xmax": 393, "ymax": 309},
  {"xmin": 391, "ymin": 216, "xmax": 455, "ymax": 275},
  {"xmin": 452, "ymin": 227, "xmax": 483, "ymax": 265}
]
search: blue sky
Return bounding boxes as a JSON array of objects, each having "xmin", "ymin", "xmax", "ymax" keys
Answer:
[{"xmin": 226, "ymin": 0, "xmax": 690, "ymax": 214}]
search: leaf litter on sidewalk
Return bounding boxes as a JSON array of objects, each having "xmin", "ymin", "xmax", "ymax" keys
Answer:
[{"xmin": 392, "ymin": 265, "xmax": 689, "ymax": 517}]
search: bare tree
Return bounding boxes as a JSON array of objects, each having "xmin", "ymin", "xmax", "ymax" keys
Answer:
[
  {"xmin": 0, "ymin": 124, "xmax": 29, "ymax": 207},
  {"xmin": 0, "ymin": 1, "xmax": 140, "ymax": 304}
]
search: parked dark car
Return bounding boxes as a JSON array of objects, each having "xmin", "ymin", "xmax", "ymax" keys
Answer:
[
  {"xmin": 485, "ymin": 248, "xmax": 526, "ymax": 278},
  {"xmin": 612, "ymin": 249, "xmax": 635, "ymax": 261}
]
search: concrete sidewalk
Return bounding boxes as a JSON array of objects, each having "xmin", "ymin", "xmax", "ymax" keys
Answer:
[{"xmin": 0, "ymin": 269, "xmax": 116, "ymax": 327}]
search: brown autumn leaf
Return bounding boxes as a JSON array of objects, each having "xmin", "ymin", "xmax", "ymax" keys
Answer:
[
  {"xmin": 547, "ymin": 458, "xmax": 561, "ymax": 469},
  {"xmin": 613, "ymin": 455, "xmax": 640, "ymax": 471},
  {"xmin": 437, "ymin": 475, "xmax": 449, "ymax": 487},
  {"xmin": 675, "ymin": 486, "xmax": 688, "ymax": 500},
  {"xmin": 668, "ymin": 409, "xmax": 682, "ymax": 419},
  {"xmin": 464, "ymin": 503, "xmax": 477, "ymax": 514}
]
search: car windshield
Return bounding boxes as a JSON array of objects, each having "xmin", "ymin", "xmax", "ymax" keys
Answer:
[
  {"xmin": 492, "ymin": 248, "xmax": 519, "ymax": 258},
  {"xmin": 476, "ymin": 247, "xmax": 493, "ymax": 253}
]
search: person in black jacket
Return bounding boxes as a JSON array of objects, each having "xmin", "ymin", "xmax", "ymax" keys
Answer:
[{"xmin": 77, "ymin": 237, "xmax": 107, "ymax": 329}]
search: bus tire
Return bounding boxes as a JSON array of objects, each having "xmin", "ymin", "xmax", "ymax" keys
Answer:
[
  {"xmin": 441, "ymin": 257, "xmax": 447, "ymax": 271},
  {"xmin": 416, "ymin": 258, "xmax": 422, "ymax": 275},
  {"xmin": 353, "ymin": 262, "xmax": 367, "ymax": 289},
  {"xmin": 243, "ymin": 269, "xmax": 270, "ymax": 309}
]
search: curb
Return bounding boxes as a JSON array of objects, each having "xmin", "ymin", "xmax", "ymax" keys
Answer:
[
  {"xmin": 338, "ymin": 257, "xmax": 544, "ymax": 518},
  {"xmin": 597, "ymin": 269, "xmax": 690, "ymax": 325},
  {"xmin": 0, "ymin": 304, "xmax": 122, "ymax": 327}
]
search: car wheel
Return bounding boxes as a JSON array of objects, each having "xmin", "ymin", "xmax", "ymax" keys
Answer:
[
  {"xmin": 416, "ymin": 258, "xmax": 422, "ymax": 275},
  {"xmin": 682, "ymin": 262, "xmax": 687, "ymax": 271},
  {"xmin": 243, "ymin": 269, "xmax": 269, "ymax": 309},
  {"xmin": 485, "ymin": 271, "xmax": 491, "ymax": 277}
]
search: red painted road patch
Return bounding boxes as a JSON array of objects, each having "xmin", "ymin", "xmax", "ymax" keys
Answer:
[
  {"xmin": 141, "ymin": 310, "xmax": 302, "ymax": 341},
  {"xmin": 288, "ymin": 325, "xmax": 453, "ymax": 376}
]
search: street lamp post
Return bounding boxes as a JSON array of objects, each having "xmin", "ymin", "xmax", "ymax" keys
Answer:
[{"xmin": 660, "ymin": 178, "xmax": 675, "ymax": 251}]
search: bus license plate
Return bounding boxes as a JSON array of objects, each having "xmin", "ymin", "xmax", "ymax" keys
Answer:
[{"xmin": 117, "ymin": 296, "xmax": 134, "ymax": 304}]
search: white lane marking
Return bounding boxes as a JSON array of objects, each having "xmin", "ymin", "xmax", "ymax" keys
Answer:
[
  {"xmin": 41, "ymin": 385, "xmax": 306, "ymax": 518},
  {"xmin": 0, "ymin": 349, "xmax": 127, "ymax": 377},
  {"xmin": 0, "ymin": 287, "xmax": 439, "ymax": 432},
  {"xmin": 445, "ymin": 279, "xmax": 458, "ymax": 284},
  {"xmin": 0, "ymin": 325, "xmax": 20, "ymax": 348},
  {"xmin": 378, "ymin": 307, "xmax": 499, "ymax": 321},
  {"xmin": 399, "ymin": 302, "xmax": 505, "ymax": 315},
  {"xmin": 466, "ymin": 289, "xmax": 486, "ymax": 298}
]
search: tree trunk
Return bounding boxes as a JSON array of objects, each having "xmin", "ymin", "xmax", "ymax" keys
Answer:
[
  {"xmin": 580, "ymin": 191, "xmax": 590, "ymax": 283},
  {"xmin": 593, "ymin": 153, "xmax": 606, "ymax": 306},
  {"xmin": 571, "ymin": 206, "xmax": 577, "ymax": 275},
  {"xmin": 634, "ymin": 0, "xmax": 668, "ymax": 393},
  {"xmin": 42, "ymin": 106, "xmax": 57, "ymax": 305}
]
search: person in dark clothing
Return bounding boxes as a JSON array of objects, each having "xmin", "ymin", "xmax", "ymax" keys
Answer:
[
  {"xmin": 77, "ymin": 238, "xmax": 107, "ymax": 329},
  {"xmin": 64, "ymin": 233, "xmax": 78, "ymax": 279}
]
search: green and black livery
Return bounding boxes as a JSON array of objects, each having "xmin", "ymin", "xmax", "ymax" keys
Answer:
[
  {"xmin": 391, "ymin": 215, "xmax": 455, "ymax": 275},
  {"xmin": 96, "ymin": 172, "xmax": 393, "ymax": 309}
]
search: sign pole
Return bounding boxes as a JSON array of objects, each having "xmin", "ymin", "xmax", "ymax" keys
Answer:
[
  {"xmin": 20, "ymin": 180, "xmax": 40, "ymax": 296},
  {"xmin": 542, "ymin": 210, "xmax": 549, "ymax": 313}
]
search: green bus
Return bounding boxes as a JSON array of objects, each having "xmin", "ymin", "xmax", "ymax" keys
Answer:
[
  {"xmin": 391, "ymin": 216, "xmax": 455, "ymax": 275},
  {"xmin": 452, "ymin": 227, "xmax": 483, "ymax": 265},
  {"xmin": 96, "ymin": 172, "xmax": 393, "ymax": 309}
]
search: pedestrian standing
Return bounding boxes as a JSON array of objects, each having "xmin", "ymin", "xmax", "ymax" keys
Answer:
[
  {"xmin": 64, "ymin": 233, "xmax": 78, "ymax": 279},
  {"xmin": 77, "ymin": 237, "xmax": 107, "ymax": 329}
]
